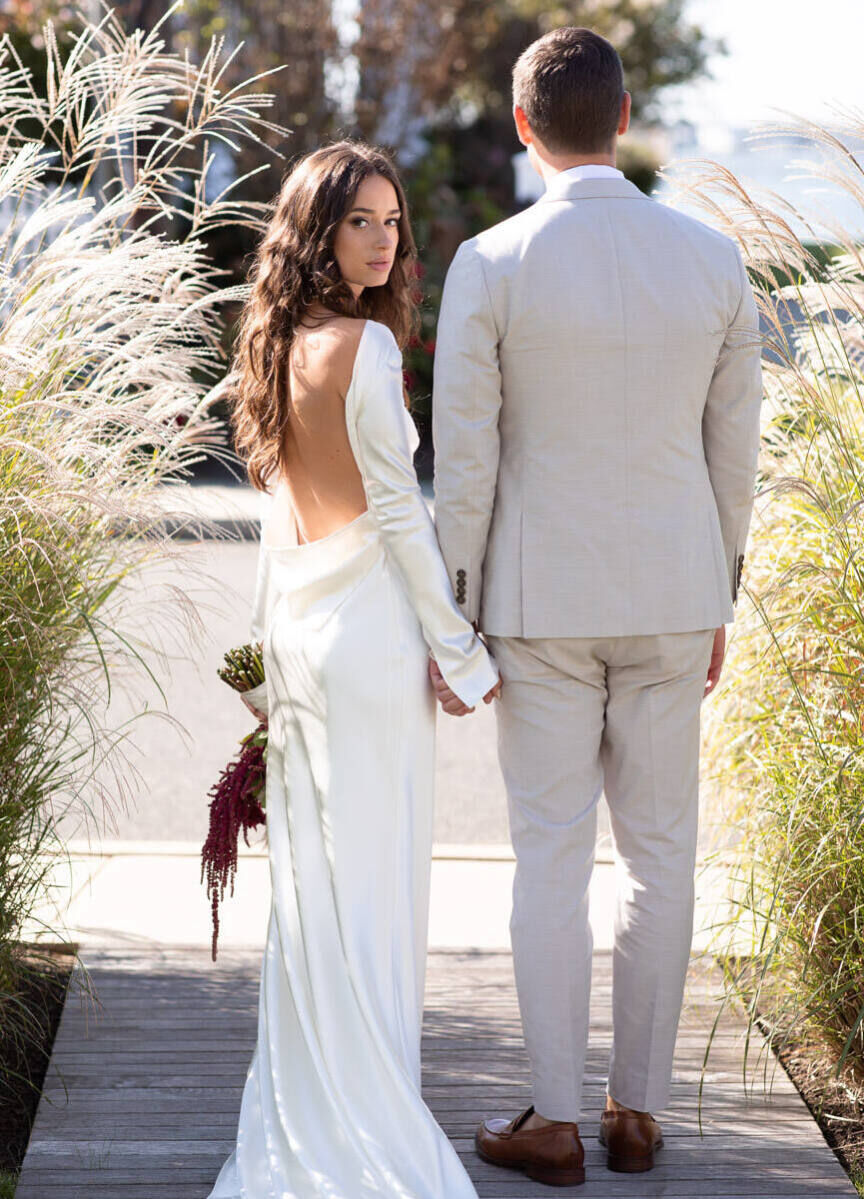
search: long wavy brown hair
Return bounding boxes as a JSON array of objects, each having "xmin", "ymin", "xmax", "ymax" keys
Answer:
[{"xmin": 229, "ymin": 139, "xmax": 421, "ymax": 492}]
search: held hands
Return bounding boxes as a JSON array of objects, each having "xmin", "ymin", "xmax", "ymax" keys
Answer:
[
  {"xmin": 431, "ymin": 621, "xmax": 723, "ymax": 712},
  {"xmin": 428, "ymin": 656, "xmax": 503, "ymax": 716}
]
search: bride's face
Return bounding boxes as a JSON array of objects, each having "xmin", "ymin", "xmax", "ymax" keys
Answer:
[{"xmin": 332, "ymin": 172, "xmax": 401, "ymax": 298}]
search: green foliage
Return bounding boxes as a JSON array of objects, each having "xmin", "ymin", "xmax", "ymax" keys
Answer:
[
  {"xmin": 349, "ymin": 0, "xmax": 714, "ymax": 339},
  {"xmin": 462, "ymin": 0, "xmax": 722, "ymax": 123},
  {"xmin": 615, "ymin": 137, "xmax": 661, "ymax": 195},
  {"xmin": 402, "ymin": 139, "xmax": 508, "ymax": 422},
  {"xmin": 394, "ymin": 0, "xmax": 704, "ymax": 439},
  {"xmin": 409, "ymin": 0, "xmax": 715, "ymax": 216}
]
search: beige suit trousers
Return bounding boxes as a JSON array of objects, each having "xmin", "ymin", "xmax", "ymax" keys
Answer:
[{"xmin": 486, "ymin": 627, "xmax": 716, "ymax": 1120}]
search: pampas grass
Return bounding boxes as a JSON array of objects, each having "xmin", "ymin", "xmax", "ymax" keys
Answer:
[
  {"xmin": 663, "ymin": 110, "xmax": 864, "ymax": 1102},
  {"xmin": 0, "ymin": 0, "xmax": 289, "ymax": 1104}
]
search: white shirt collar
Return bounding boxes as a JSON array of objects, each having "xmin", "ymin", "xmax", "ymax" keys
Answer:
[{"xmin": 544, "ymin": 163, "xmax": 625, "ymax": 193}]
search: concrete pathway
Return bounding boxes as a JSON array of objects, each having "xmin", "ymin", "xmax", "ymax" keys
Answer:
[{"xmin": 26, "ymin": 837, "xmax": 733, "ymax": 954}]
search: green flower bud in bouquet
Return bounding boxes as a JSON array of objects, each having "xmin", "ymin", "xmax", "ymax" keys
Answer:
[{"xmin": 217, "ymin": 640, "xmax": 266, "ymax": 693}]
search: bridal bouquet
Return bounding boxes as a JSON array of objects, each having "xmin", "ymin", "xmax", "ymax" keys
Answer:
[{"xmin": 201, "ymin": 641, "xmax": 268, "ymax": 960}]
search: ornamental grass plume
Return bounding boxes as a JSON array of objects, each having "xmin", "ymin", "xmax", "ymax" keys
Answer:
[
  {"xmin": 662, "ymin": 108, "xmax": 864, "ymax": 1104},
  {"xmin": 0, "ymin": 0, "xmax": 288, "ymax": 1093}
]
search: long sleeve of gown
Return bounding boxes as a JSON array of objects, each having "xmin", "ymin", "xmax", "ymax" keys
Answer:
[{"xmin": 346, "ymin": 319, "xmax": 499, "ymax": 709}]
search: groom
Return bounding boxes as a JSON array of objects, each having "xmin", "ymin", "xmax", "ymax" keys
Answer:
[{"xmin": 429, "ymin": 25, "xmax": 762, "ymax": 1186}]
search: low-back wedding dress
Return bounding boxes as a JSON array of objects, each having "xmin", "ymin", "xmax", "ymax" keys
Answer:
[{"xmin": 207, "ymin": 317, "xmax": 497, "ymax": 1198}]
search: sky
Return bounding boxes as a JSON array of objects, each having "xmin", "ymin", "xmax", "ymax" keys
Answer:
[
  {"xmin": 645, "ymin": 0, "xmax": 864, "ymax": 233},
  {"xmin": 665, "ymin": 0, "xmax": 864, "ymax": 144}
]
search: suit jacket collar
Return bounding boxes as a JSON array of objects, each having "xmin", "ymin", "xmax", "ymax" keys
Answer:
[{"xmin": 536, "ymin": 176, "xmax": 649, "ymax": 205}]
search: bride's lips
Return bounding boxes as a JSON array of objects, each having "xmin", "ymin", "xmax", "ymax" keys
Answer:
[{"xmin": 367, "ymin": 260, "xmax": 391, "ymax": 272}]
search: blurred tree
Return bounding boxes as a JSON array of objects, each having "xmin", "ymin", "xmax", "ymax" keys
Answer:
[
  {"xmin": 2, "ymin": 0, "xmax": 724, "ymax": 479},
  {"xmin": 355, "ymin": 0, "xmax": 722, "ymax": 202},
  {"xmin": 352, "ymin": 0, "xmax": 724, "ymax": 450},
  {"xmin": 1, "ymin": 1, "xmax": 341, "ymax": 271},
  {"xmin": 1, "ymin": 0, "xmax": 343, "ymax": 476},
  {"xmin": 0, "ymin": 1, "xmax": 76, "ymax": 128},
  {"xmin": 5, "ymin": 0, "xmax": 719, "ymax": 267},
  {"xmin": 167, "ymin": 0, "xmax": 342, "ymax": 273}
]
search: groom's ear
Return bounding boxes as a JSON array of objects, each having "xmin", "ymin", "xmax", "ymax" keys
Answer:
[
  {"xmin": 513, "ymin": 103, "xmax": 532, "ymax": 147},
  {"xmin": 617, "ymin": 91, "xmax": 632, "ymax": 137}
]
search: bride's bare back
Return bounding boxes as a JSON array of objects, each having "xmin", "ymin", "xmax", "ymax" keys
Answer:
[{"xmin": 266, "ymin": 315, "xmax": 368, "ymax": 547}]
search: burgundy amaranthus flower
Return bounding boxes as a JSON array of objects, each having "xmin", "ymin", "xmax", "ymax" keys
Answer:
[{"xmin": 201, "ymin": 724, "xmax": 267, "ymax": 961}]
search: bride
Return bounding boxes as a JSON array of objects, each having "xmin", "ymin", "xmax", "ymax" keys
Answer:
[{"xmin": 206, "ymin": 140, "xmax": 501, "ymax": 1198}]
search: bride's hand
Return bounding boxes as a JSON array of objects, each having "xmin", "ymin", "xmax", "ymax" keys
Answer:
[
  {"xmin": 428, "ymin": 657, "xmax": 474, "ymax": 716},
  {"xmin": 241, "ymin": 694, "xmax": 268, "ymax": 725}
]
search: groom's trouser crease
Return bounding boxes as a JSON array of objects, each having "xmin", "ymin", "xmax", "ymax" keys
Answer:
[{"xmin": 487, "ymin": 628, "xmax": 715, "ymax": 1121}]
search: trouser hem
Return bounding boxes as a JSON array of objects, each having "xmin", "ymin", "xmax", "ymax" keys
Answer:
[{"xmin": 606, "ymin": 1073, "xmax": 670, "ymax": 1114}]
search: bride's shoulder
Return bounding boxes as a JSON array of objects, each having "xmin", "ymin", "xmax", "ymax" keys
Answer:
[
  {"xmin": 291, "ymin": 316, "xmax": 366, "ymax": 395},
  {"xmin": 361, "ymin": 317, "xmax": 396, "ymax": 342},
  {"xmin": 300, "ymin": 318, "xmax": 400, "ymax": 391},
  {"xmin": 302, "ymin": 314, "xmax": 366, "ymax": 357},
  {"xmin": 360, "ymin": 319, "xmax": 402, "ymax": 365}
]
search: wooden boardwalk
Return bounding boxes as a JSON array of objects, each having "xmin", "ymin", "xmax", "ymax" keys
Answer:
[{"xmin": 16, "ymin": 946, "xmax": 856, "ymax": 1197}]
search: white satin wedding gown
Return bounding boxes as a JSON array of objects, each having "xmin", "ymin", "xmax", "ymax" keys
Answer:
[{"xmin": 207, "ymin": 318, "xmax": 498, "ymax": 1199}]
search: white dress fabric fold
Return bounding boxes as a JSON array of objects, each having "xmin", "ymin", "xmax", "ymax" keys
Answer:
[{"xmin": 207, "ymin": 318, "xmax": 496, "ymax": 1198}]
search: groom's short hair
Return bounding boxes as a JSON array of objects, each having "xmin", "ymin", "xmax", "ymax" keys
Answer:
[{"xmin": 512, "ymin": 27, "xmax": 624, "ymax": 155}]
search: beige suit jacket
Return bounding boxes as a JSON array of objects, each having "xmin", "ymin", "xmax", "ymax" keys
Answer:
[{"xmin": 431, "ymin": 175, "xmax": 763, "ymax": 638}]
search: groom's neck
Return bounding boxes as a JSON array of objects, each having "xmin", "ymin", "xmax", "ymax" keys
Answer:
[{"xmin": 529, "ymin": 142, "xmax": 618, "ymax": 184}]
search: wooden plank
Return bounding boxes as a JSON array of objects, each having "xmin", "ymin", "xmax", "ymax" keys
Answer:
[
  {"xmin": 19, "ymin": 1118, "xmax": 828, "ymax": 1142},
  {"xmin": 13, "ymin": 946, "xmax": 857, "ymax": 1199},
  {"xmin": 15, "ymin": 1176, "xmax": 858, "ymax": 1199},
  {"xmin": 21, "ymin": 1139, "xmax": 834, "ymax": 1165}
]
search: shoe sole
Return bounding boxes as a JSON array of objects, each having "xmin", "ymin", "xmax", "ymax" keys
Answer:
[
  {"xmin": 476, "ymin": 1142, "xmax": 586, "ymax": 1187},
  {"xmin": 598, "ymin": 1132, "xmax": 664, "ymax": 1173}
]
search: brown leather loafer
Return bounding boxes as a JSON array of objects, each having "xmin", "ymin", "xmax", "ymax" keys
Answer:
[
  {"xmin": 475, "ymin": 1104, "xmax": 585, "ymax": 1186},
  {"xmin": 598, "ymin": 1108, "xmax": 664, "ymax": 1172}
]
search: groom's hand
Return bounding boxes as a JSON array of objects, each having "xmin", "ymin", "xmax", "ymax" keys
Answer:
[
  {"xmin": 471, "ymin": 621, "xmax": 503, "ymax": 701},
  {"xmin": 703, "ymin": 625, "xmax": 726, "ymax": 697},
  {"xmin": 428, "ymin": 658, "xmax": 474, "ymax": 716}
]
